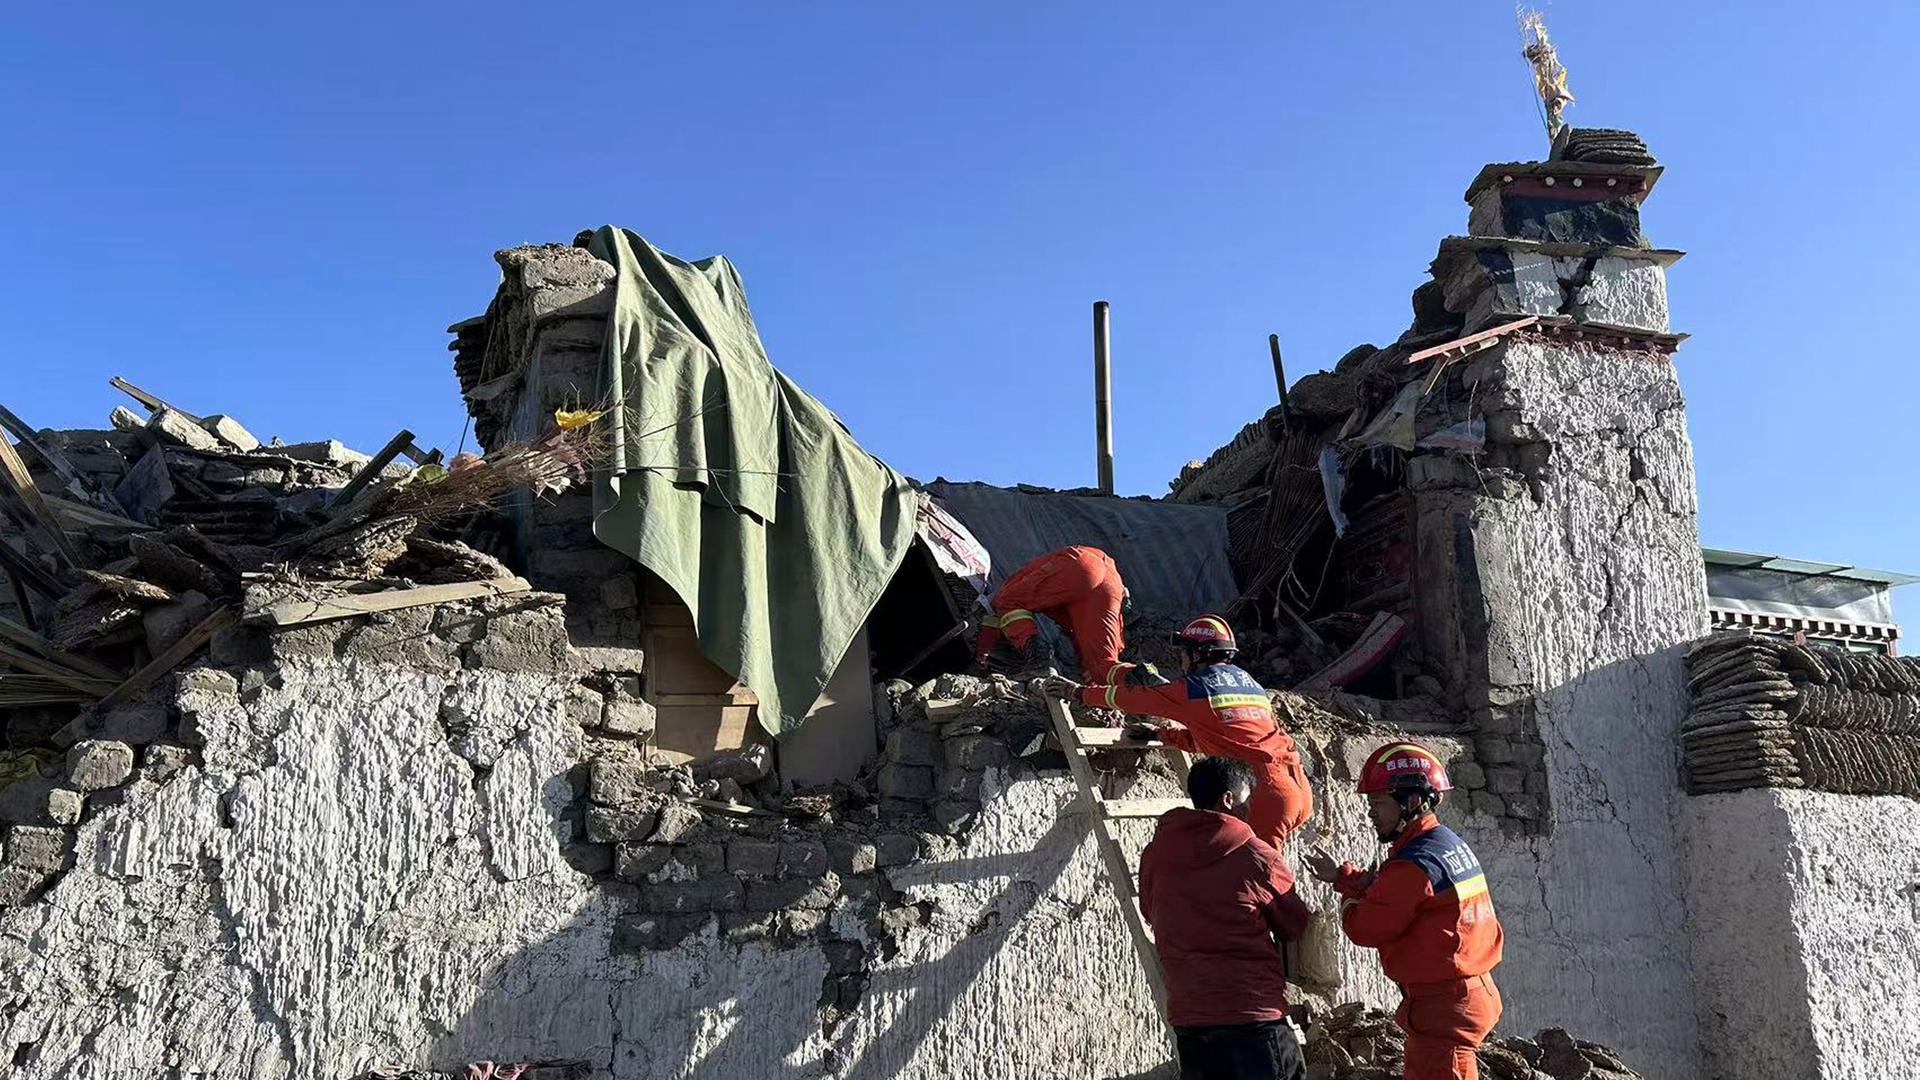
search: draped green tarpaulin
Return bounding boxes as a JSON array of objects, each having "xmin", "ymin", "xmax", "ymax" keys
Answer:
[{"xmin": 584, "ymin": 227, "xmax": 917, "ymax": 736}]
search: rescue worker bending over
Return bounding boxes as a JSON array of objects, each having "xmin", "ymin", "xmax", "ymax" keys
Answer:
[
  {"xmin": 973, "ymin": 545, "xmax": 1133, "ymax": 681},
  {"xmin": 1304, "ymin": 742, "xmax": 1504, "ymax": 1080},
  {"xmin": 1040, "ymin": 616, "xmax": 1313, "ymax": 848},
  {"xmin": 1140, "ymin": 755, "xmax": 1311, "ymax": 1080}
]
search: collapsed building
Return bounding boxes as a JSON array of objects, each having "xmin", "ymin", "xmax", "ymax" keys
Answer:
[{"xmin": 0, "ymin": 122, "xmax": 1912, "ymax": 1080}]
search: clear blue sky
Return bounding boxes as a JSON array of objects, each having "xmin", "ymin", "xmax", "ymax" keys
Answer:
[{"xmin": 4, "ymin": 2, "xmax": 1915, "ymax": 600}]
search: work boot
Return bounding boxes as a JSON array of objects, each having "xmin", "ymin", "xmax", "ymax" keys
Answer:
[{"xmin": 1014, "ymin": 640, "xmax": 1057, "ymax": 683}]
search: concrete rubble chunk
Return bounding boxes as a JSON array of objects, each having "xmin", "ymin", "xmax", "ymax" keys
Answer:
[
  {"xmin": 65, "ymin": 740, "xmax": 135, "ymax": 792},
  {"xmin": 200, "ymin": 414, "xmax": 261, "ymax": 452},
  {"xmin": 146, "ymin": 407, "xmax": 221, "ymax": 451},
  {"xmin": 108, "ymin": 405, "xmax": 146, "ymax": 433}
]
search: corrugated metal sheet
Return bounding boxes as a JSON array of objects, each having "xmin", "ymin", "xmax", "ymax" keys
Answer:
[{"xmin": 922, "ymin": 481, "xmax": 1238, "ymax": 615}]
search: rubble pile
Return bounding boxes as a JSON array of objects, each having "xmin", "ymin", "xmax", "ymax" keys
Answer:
[
  {"xmin": 1682, "ymin": 631, "xmax": 1920, "ymax": 796},
  {"xmin": 1302, "ymin": 1003, "xmax": 1646, "ymax": 1080},
  {"xmin": 0, "ymin": 382, "xmax": 598, "ymax": 905}
]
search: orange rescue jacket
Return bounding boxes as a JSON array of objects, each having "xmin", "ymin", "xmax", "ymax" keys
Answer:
[{"xmin": 1335, "ymin": 814, "xmax": 1503, "ymax": 989}]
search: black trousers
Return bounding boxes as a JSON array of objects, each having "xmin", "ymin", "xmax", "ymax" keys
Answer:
[{"xmin": 1173, "ymin": 1020, "xmax": 1306, "ymax": 1080}]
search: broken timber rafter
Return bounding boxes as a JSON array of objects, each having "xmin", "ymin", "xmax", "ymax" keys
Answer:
[
  {"xmin": 0, "ymin": 404, "xmax": 128, "ymax": 516},
  {"xmin": 108, "ymin": 376, "xmax": 204, "ymax": 424},
  {"xmin": 0, "ymin": 432, "xmax": 81, "ymax": 569},
  {"xmin": 0, "ymin": 615, "xmax": 129, "ymax": 683},
  {"xmin": 259, "ymin": 576, "xmax": 530, "ymax": 628},
  {"xmin": 0, "ymin": 536, "xmax": 62, "ymax": 599},
  {"xmin": 0, "ymin": 642, "xmax": 116, "ymax": 696},
  {"xmin": 54, "ymin": 607, "xmax": 238, "ymax": 744},
  {"xmin": 326, "ymin": 429, "xmax": 423, "ymax": 519}
]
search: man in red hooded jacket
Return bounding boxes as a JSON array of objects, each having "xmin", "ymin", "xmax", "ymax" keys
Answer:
[
  {"xmin": 1139, "ymin": 755, "xmax": 1312, "ymax": 1080},
  {"xmin": 1305, "ymin": 742, "xmax": 1504, "ymax": 1080}
]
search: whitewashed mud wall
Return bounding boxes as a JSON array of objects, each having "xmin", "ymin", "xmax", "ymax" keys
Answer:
[
  {"xmin": 0, "ymin": 657, "xmax": 1169, "ymax": 1080},
  {"xmin": 1413, "ymin": 335, "xmax": 1711, "ymax": 1079},
  {"xmin": 1685, "ymin": 788, "xmax": 1920, "ymax": 1080}
]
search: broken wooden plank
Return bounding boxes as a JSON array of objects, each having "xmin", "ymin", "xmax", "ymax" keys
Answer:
[
  {"xmin": 1073, "ymin": 727, "xmax": 1163, "ymax": 750},
  {"xmin": 44, "ymin": 494, "xmax": 148, "ymax": 532},
  {"xmin": 0, "ymin": 430, "xmax": 82, "ymax": 568},
  {"xmin": 0, "ymin": 642, "xmax": 116, "ymax": 696},
  {"xmin": 326, "ymin": 430, "xmax": 417, "ymax": 518},
  {"xmin": 108, "ymin": 376, "xmax": 204, "ymax": 424},
  {"xmin": 686, "ymin": 797, "xmax": 774, "ymax": 818},
  {"xmin": 0, "ymin": 615, "xmax": 130, "ymax": 683},
  {"xmin": 1405, "ymin": 316, "xmax": 1540, "ymax": 366},
  {"xmin": 1298, "ymin": 612, "xmax": 1409, "ymax": 695},
  {"xmin": 3, "ymin": 568, "xmax": 35, "ymax": 631},
  {"xmin": 90, "ymin": 606, "xmax": 236, "ymax": 713},
  {"xmin": 0, "ymin": 403, "xmax": 121, "ymax": 513},
  {"xmin": 0, "ymin": 537, "xmax": 62, "ymax": 599},
  {"xmin": 260, "ymin": 576, "xmax": 530, "ymax": 628},
  {"xmin": 1099, "ymin": 797, "xmax": 1188, "ymax": 819}
]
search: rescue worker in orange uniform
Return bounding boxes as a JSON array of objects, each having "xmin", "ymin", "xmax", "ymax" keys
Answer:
[
  {"xmin": 973, "ymin": 545, "xmax": 1132, "ymax": 682},
  {"xmin": 1042, "ymin": 616, "xmax": 1314, "ymax": 848},
  {"xmin": 1305, "ymin": 742, "xmax": 1504, "ymax": 1080}
]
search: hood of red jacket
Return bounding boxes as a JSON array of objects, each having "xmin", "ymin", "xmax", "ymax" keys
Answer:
[{"xmin": 1151, "ymin": 807, "xmax": 1256, "ymax": 868}]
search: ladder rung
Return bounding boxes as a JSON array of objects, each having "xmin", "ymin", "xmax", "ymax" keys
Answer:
[
  {"xmin": 1073, "ymin": 727, "xmax": 1164, "ymax": 750},
  {"xmin": 1100, "ymin": 798, "xmax": 1188, "ymax": 819}
]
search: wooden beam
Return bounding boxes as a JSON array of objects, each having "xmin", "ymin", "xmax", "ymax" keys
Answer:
[
  {"xmin": 0, "ymin": 430, "xmax": 81, "ymax": 568},
  {"xmin": 326, "ymin": 429, "xmax": 417, "ymax": 518},
  {"xmin": 43, "ymin": 494, "xmax": 147, "ymax": 532},
  {"xmin": 1072, "ymin": 727, "xmax": 1164, "ymax": 750},
  {"xmin": 0, "ymin": 404, "xmax": 112, "ymax": 509},
  {"xmin": 0, "ymin": 642, "xmax": 115, "ymax": 696},
  {"xmin": 260, "ymin": 577, "xmax": 529, "ymax": 628},
  {"xmin": 0, "ymin": 615, "xmax": 129, "ymax": 683},
  {"xmin": 108, "ymin": 376, "xmax": 203, "ymax": 424},
  {"xmin": 90, "ymin": 606, "xmax": 235, "ymax": 714},
  {"xmin": 3, "ymin": 568, "xmax": 35, "ymax": 630},
  {"xmin": 0, "ymin": 538, "xmax": 62, "ymax": 599},
  {"xmin": 1404, "ymin": 316, "xmax": 1540, "ymax": 366},
  {"xmin": 1099, "ymin": 798, "xmax": 1188, "ymax": 819},
  {"xmin": 1298, "ymin": 612, "xmax": 1408, "ymax": 694}
]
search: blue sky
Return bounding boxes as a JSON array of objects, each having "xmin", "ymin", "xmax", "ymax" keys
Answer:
[{"xmin": 4, "ymin": 2, "xmax": 1915, "ymax": 599}]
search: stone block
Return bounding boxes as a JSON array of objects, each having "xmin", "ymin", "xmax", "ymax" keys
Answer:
[
  {"xmin": 142, "ymin": 590, "xmax": 214, "ymax": 661},
  {"xmin": 589, "ymin": 761, "xmax": 651, "ymax": 807},
  {"xmin": 673, "ymin": 843, "xmax": 727, "ymax": 876},
  {"xmin": 600, "ymin": 697, "xmax": 656, "ymax": 738},
  {"xmin": 874, "ymin": 833, "xmax": 920, "ymax": 867},
  {"xmin": 0, "ymin": 865, "xmax": 51, "ymax": 907},
  {"xmin": 6, "ymin": 826, "xmax": 72, "ymax": 873},
  {"xmin": 1485, "ymin": 766, "xmax": 1526, "ymax": 796},
  {"xmin": 727, "ymin": 840, "xmax": 779, "ymax": 877},
  {"xmin": 465, "ymin": 604, "xmax": 575, "ymax": 675},
  {"xmin": 566, "ymin": 684, "xmax": 605, "ymax": 731},
  {"xmin": 201, "ymin": 414, "xmax": 261, "ymax": 452},
  {"xmin": 932, "ymin": 800, "xmax": 979, "ymax": 834},
  {"xmin": 66, "ymin": 741, "xmax": 134, "ymax": 792},
  {"xmin": 140, "ymin": 745, "xmax": 192, "ymax": 786},
  {"xmin": 1468, "ymin": 790, "xmax": 1505, "ymax": 818},
  {"xmin": 874, "ymin": 763, "xmax": 934, "ymax": 800},
  {"xmin": 779, "ymin": 840, "xmax": 829, "ymax": 880},
  {"xmin": 600, "ymin": 575, "xmax": 640, "ymax": 611},
  {"xmin": 615, "ymin": 844, "xmax": 672, "ymax": 882},
  {"xmin": 560, "ymin": 842, "xmax": 614, "ymax": 876},
  {"xmin": 938, "ymin": 768, "xmax": 984, "ymax": 802},
  {"xmin": 877, "ymin": 798, "xmax": 926, "ymax": 822},
  {"xmin": 108, "ymin": 405, "xmax": 145, "ymax": 433},
  {"xmin": 745, "ymin": 872, "xmax": 841, "ymax": 912},
  {"xmin": 648, "ymin": 802, "xmax": 703, "ymax": 844},
  {"xmin": 208, "ymin": 623, "xmax": 272, "ymax": 668},
  {"xmin": 884, "ymin": 729, "xmax": 940, "ymax": 767},
  {"xmin": 944, "ymin": 734, "xmax": 1010, "ymax": 770},
  {"xmin": 639, "ymin": 876, "xmax": 744, "ymax": 915},
  {"xmin": 1448, "ymin": 760, "xmax": 1486, "ymax": 790},
  {"xmin": 1475, "ymin": 737, "xmax": 1516, "ymax": 766},
  {"xmin": 585, "ymin": 804, "xmax": 659, "ymax": 844},
  {"xmin": 147, "ymin": 407, "xmax": 219, "ymax": 451},
  {"xmin": 0, "ymin": 779, "xmax": 80, "ymax": 827},
  {"xmin": 338, "ymin": 608, "xmax": 460, "ymax": 673},
  {"xmin": 827, "ymin": 838, "xmax": 877, "ymax": 876}
]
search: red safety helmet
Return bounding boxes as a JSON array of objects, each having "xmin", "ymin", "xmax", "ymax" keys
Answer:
[
  {"xmin": 1173, "ymin": 615, "xmax": 1238, "ymax": 654},
  {"xmin": 1356, "ymin": 741, "xmax": 1452, "ymax": 796}
]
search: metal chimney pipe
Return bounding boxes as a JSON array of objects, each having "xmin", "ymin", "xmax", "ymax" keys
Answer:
[{"xmin": 1093, "ymin": 300, "xmax": 1114, "ymax": 494}]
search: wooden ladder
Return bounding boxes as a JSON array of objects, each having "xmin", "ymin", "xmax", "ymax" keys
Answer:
[{"xmin": 1040, "ymin": 691, "xmax": 1193, "ymax": 1015}]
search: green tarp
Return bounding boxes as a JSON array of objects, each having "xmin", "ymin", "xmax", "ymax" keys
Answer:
[{"xmin": 585, "ymin": 227, "xmax": 918, "ymax": 737}]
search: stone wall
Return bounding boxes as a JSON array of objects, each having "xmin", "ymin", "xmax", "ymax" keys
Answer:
[{"xmin": 1683, "ymin": 788, "xmax": 1920, "ymax": 1080}]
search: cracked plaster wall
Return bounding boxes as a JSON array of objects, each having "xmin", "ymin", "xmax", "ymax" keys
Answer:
[
  {"xmin": 1414, "ymin": 335, "xmax": 1709, "ymax": 1079},
  {"xmin": 1685, "ymin": 788, "xmax": 1920, "ymax": 1080},
  {"xmin": 0, "ymin": 656, "xmax": 1169, "ymax": 1079}
]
